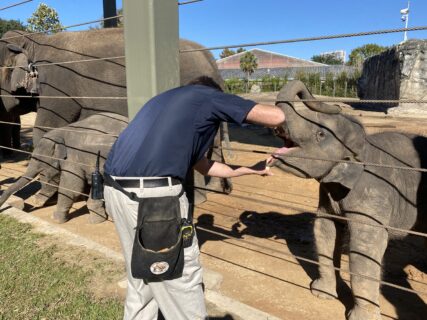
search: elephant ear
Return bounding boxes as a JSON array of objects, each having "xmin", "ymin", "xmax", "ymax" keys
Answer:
[
  {"xmin": 6, "ymin": 44, "xmax": 28, "ymax": 55},
  {"xmin": 321, "ymin": 158, "xmax": 364, "ymax": 201},
  {"xmin": 53, "ymin": 137, "xmax": 67, "ymax": 160}
]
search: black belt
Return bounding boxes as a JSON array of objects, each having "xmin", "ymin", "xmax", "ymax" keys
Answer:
[{"xmin": 114, "ymin": 177, "xmax": 181, "ymax": 189}]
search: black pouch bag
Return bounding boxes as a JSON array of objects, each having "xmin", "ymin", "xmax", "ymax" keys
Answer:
[{"xmin": 131, "ymin": 194, "xmax": 185, "ymax": 282}]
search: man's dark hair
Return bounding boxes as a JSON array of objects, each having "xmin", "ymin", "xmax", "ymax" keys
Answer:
[{"xmin": 187, "ymin": 76, "xmax": 223, "ymax": 91}]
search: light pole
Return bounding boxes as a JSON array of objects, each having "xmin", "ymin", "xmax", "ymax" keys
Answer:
[{"xmin": 400, "ymin": 0, "xmax": 410, "ymax": 42}]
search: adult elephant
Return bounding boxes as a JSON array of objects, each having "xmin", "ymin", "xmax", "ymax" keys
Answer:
[
  {"xmin": 0, "ymin": 28, "xmax": 223, "ymax": 144},
  {"xmin": 0, "ymin": 28, "xmax": 231, "ymax": 203}
]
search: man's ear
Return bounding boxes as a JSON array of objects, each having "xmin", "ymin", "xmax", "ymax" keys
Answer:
[{"xmin": 321, "ymin": 160, "xmax": 364, "ymax": 201}]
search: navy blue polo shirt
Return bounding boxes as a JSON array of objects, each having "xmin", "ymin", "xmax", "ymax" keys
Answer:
[{"xmin": 104, "ymin": 85, "xmax": 256, "ymax": 180}]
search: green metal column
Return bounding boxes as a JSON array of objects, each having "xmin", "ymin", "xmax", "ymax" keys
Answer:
[
  {"xmin": 103, "ymin": 0, "xmax": 118, "ymax": 28},
  {"xmin": 123, "ymin": 0, "xmax": 180, "ymax": 120}
]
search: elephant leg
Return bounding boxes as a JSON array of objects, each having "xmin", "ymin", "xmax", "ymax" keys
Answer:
[
  {"xmin": 11, "ymin": 115, "xmax": 20, "ymax": 150},
  {"xmin": 28, "ymin": 174, "xmax": 59, "ymax": 208},
  {"xmin": 311, "ymin": 216, "xmax": 339, "ymax": 299},
  {"xmin": 87, "ymin": 194, "xmax": 107, "ymax": 224},
  {"xmin": 52, "ymin": 168, "xmax": 85, "ymax": 224},
  {"xmin": 346, "ymin": 215, "xmax": 388, "ymax": 320}
]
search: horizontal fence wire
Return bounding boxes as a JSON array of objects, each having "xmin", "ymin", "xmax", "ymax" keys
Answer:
[
  {"xmin": 0, "ymin": 166, "xmax": 425, "ymax": 297},
  {"xmin": 180, "ymin": 26, "xmax": 427, "ymax": 52},
  {"xmin": 1, "ymin": 165, "xmax": 426, "ymax": 297},
  {"xmin": 0, "ymin": 15, "xmax": 123, "ymax": 42},
  {"xmin": 195, "ymin": 224, "xmax": 427, "ymax": 297},
  {"xmin": 0, "ymin": 121, "xmax": 120, "ymax": 137},
  {"xmin": 0, "ymin": 56, "xmax": 126, "ymax": 70},
  {"xmin": 0, "ymin": 0, "xmax": 32, "ymax": 11},
  {"xmin": 0, "ymin": 145, "xmax": 95, "ymax": 169},
  {"xmin": 178, "ymin": 0, "xmax": 203, "ymax": 5},
  {"xmin": 0, "ymin": 94, "xmax": 127, "ymax": 100},
  {"xmin": 268, "ymin": 99, "xmax": 427, "ymax": 104},
  {"xmin": 215, "ymin": 146, "xmax": 427, "ymax": 173}
]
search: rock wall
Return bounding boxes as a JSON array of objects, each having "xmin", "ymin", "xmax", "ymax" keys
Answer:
[{"xmin": 357, "ymin": 40, "xmax": 427, "ymax": 115}]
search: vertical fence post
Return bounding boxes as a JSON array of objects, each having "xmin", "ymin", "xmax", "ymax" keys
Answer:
[
  {"xmin": 344, "ymin": 81, "xmax": 348, "ymax": 97},
  {"xmin": 103, "ymin": 0, "xmax": 118, "ymax": 28},
  {"xmin": 123, "ymin": 0, "xmax": 180, "ymax": 120}
]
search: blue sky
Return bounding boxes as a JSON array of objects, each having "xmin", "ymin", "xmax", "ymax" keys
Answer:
[{"xmin": 1, "ymin": 0, "xmax": 426, "ymax": 61}]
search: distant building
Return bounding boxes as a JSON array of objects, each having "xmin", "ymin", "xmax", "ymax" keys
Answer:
[
  {"xmin": 318, "ymin": 50, "xmax": 346, "ymax": 63},
  {"xmin": 216, "ymin": 48, "xmax": 325, "ymax": 70},
  {"xmin": 216, "ymin": 48, "xmax": 355, "ymax": 80}
]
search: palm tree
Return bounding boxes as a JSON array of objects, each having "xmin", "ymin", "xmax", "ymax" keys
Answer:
[{"xmin": 240, "ymin": 52, "xmax": 258, "ymax": 93}]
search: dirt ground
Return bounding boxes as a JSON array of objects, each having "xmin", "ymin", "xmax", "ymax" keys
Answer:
[{"xmin": 1, "ymin": 95, "xmax": 427, "ymax": 320}]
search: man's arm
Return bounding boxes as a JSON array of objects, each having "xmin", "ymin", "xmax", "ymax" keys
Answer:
[
  {"xmin": 245, "ymin": 104, "xmax": 285, "ymax": 128},
  {"xmin": 194, "ymin": 157, "xmax": 272, "ymax": 178}
]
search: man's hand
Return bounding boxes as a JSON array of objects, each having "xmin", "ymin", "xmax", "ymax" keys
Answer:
[{"xmin": 249, "ymin": 160, "xmax": 273, "ymax": 176}]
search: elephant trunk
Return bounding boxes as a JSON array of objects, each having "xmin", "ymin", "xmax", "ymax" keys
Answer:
[
  {"xmin": 276, "ymin": 80, "xmax": 341, "ymax": 114},
  {"xmin": 0, "ymin": 174, "xmax": 35, "ymax": 208}
]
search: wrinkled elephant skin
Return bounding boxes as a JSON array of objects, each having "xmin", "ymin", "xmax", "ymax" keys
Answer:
[
  {"xmin": 271, "ymin": 80, "xmax": 427, "ymax": 320},
  {"xmin": 0, "ymin": 112, "xmax": 128, "ymax": 224}
]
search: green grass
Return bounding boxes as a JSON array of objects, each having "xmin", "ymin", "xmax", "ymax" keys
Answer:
[{"xmin": 0, "ymin": 215, "xmax": 124, "ymax": 320}]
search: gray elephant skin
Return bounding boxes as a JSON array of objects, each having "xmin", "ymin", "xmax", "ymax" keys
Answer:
[
  {"xmin": 0, "ymin": 112, "xmax": 128, "ymax": 224},
  {"xmin": 0, "ymin": 28, "xmax": 223, "ymax": 145},
  {"xmin": 0, "ymin": 28, "xmax": 230, "ymax": 203},
  {"xmin": 271, "ymin": 81, "xmax": 427, "ymax": 320}
]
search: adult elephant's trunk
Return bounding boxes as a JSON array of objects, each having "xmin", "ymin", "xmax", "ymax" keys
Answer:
[
  {"xmin": 0, "ymin": 174, "xmax": 35, "ymax": 208},
  {"xmin": 276, "ymin": 80, "xmax": 341, "ymax": 114}
]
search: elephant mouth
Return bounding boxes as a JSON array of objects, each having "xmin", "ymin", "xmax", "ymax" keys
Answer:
[{"xmin": 269, "ymin": 127, "xmax": 299, "ymax": 165}]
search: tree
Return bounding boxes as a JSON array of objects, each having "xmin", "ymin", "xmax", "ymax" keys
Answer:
[
  {"xmin": 240, "ymin": 51, "xmax": 258, "ymax": 92},
  {"xmin": 236, "ymin": 47, "xmax": 246, "ymax": 54},
  {"xmin": 219, "ymin": 48, "xmax": 236, "ymax": 59},
  {"xmin": 348, "ymin": 44, "xmax": 388, "ymax": 68},
  {"xmin": 0, "ymin": 18, "xmax": 25, "ymax": 38},
  {"xmin": 311, "ymin": 53, "xmax": 343, "ymax": 65},
  {"xmin": 26, "ymin": 3, "xmax": 63, "ymax": 33}
]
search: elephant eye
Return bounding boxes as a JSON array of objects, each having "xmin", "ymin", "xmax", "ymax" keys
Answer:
[{"xmin": 316, "ymin": 130, "xmax": 326, "ymax": 141}]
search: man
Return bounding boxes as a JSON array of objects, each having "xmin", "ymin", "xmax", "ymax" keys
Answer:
[{"xmin": 104, "ymin": 76, "xmax": 285, "ymax": 320}]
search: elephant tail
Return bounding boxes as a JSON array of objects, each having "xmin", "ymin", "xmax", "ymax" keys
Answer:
[
  {"xmin": 276, "ymin": 80, "xmax": 341, "ymax": 114},
  {"xmin": 0, "ymin": 176, "xmax": 32, "ymax": 208}
]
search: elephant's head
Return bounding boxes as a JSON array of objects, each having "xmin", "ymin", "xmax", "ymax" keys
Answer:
[
  {"xmin": 271, "ymin": 81, "xmax": 366, "ymax": 197},
  {"xmin": 0, "ymin": 132, "xmax": 66, "ymax": 208},
  {"xmin": 0, "ymin": 42, "xmax": 34, "ymax": 112}
]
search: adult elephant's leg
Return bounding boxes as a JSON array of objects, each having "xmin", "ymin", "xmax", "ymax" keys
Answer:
[
  {"xmin": 11, "ymin": 115, "xmax": 20, "ymax": 150},
  {"xmin": 346, "ymin": 214, "xmax": 387, "ymax": 320},
  {"xmin": 52, "ymin": 166, "xmax": 85, "ymax": 223}
]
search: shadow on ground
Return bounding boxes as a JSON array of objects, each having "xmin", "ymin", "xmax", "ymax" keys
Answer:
[{"xmin": 196, "ymin": 210, "xmax": 427, "ymax": 320}]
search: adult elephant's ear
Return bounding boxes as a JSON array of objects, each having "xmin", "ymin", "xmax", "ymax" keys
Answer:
[
  {"xmin": 5, "ymin": 44, "xmax": 31, "ymax": 94},
  {"xmin": 6, "ymin": 44, "xmax": 28, "ymax": 56},
  {"xmin": 321, "ymin": 160, "xmax": 364, "ymax": 201}
]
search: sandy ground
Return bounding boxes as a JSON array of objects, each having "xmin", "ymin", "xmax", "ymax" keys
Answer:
[{"xmin": 1, "ymin": 96, "xmax": 427, "ymax": 319}]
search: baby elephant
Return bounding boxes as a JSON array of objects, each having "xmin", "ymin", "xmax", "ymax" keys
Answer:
[
  {"xmin": 0, "ymin": 112, "xmax": 128, "ymax": 224},
  {"xmin": 271, "ymin": 81, "xmax": 427, "ymax": 320}
]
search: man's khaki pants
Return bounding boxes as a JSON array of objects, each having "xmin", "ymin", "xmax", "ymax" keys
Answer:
[{"xmin": 104, "ymin": 178, "xmax": 207, "ymax": 320}]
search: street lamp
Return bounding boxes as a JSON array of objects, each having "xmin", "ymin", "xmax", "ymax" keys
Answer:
[{"xmin": 400, "ymin": 0, "xmax": 410, "ymax": 42}]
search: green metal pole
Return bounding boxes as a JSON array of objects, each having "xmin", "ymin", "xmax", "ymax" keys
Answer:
[
  {"xmin": 103, "ymin": 0, "xmax": 117, "ymax": 28},
  {"xmin": 123, "ymin": 0, "xmax": 180, "ymax": 120}
]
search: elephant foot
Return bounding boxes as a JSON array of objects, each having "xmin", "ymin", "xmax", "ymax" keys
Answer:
[
  {"xmin": 52, "ymin": 211, "xmax": 68, "ymax": 224},
  {"xmin": 310, "ymin": 277, "xmax": 337, "ymax": 300},
  {"xmin": 6, "ymin": 195, "xmax": 25, "ymax": 210},
  {"xmin": 347, "ymin": 304, "xmax": 381, "ymax": 320},
  {"xmin": 88, "ymin": 211, "xmax": 108, "ymax": 224},
  {"xmin": 27, "ymin": 194, "xmax": 51, "ymax": 208}
]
